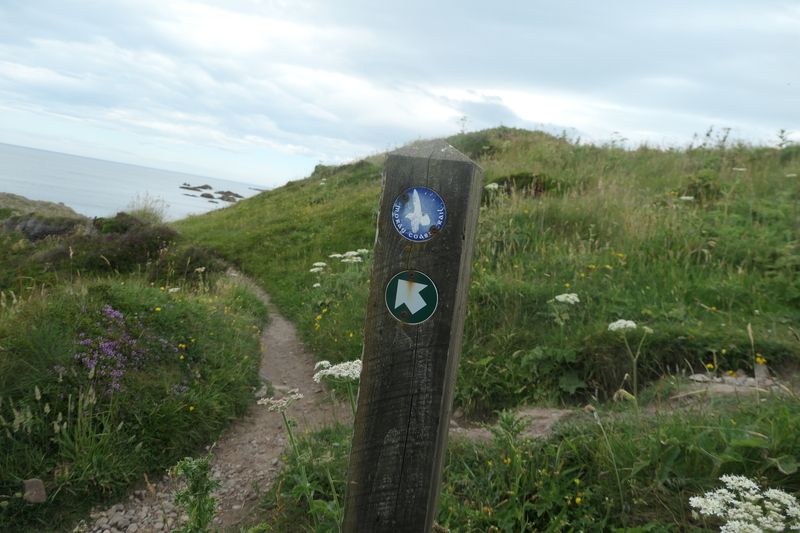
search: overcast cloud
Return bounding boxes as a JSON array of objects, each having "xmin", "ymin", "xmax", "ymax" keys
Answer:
[{"xmin": 0, "ymin": 0, "xmax": 798, "ymax": 186}]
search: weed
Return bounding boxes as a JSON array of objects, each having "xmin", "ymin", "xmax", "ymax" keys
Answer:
[{"xmin": 173, "ymin": 454, "xmax": 220, "ymax": 533}]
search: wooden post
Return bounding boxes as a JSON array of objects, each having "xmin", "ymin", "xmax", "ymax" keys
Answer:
[{"xmin": 343, "ymin": 140, "xmax": 482, "ymax": 532}]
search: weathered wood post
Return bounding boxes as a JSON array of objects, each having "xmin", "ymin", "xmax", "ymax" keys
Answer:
[{"xmin": 343, "ymin": 140, "xmax": 482, "ymax": 532}]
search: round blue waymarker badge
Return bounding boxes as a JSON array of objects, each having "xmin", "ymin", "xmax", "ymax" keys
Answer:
[{"xmin": 391, "ymin": 187, "xmax": 446, "ymax": 242}]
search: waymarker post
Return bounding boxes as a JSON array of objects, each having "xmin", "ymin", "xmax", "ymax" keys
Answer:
[{"xmin": 343, "ymin": 140, "xmax": 482, "ymax": 532}]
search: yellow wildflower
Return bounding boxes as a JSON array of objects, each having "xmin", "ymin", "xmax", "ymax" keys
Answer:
[
  {"xmin": 154, "ymin": 307, "xmax": 161, "ymax": 312},
  {"xmin": 575, "ymin": 496, "xmax": 582, "ymax": 505},
  {"xmin": 755, "ymin": 355, "xmax": 767, "ymax": 365},
  {"xmin": 705, "ymin": 363, "xmax": 715, "ymax": 370},
  {"xmin": 188, "ymin": 405, "xmax": 195, "ymax": 412}
]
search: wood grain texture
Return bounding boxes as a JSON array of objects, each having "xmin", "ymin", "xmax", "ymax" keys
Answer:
[{"xmin": 343, "ymin": 140, "xmax": 482, "ymax": 532}]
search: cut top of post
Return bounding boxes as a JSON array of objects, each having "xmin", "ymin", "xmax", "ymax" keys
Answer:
[{"xmin": 390, "ymin": 139, "xmax": 476, "ymax": 164}]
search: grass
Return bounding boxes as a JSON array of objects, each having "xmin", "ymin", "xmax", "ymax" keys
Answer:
[
  {"xmin": 0, "ymin": 210, "xmax": 267, "ymax": 531},
  {"xmin": 176, "ymin": 127, "xmax": 800, "ymax": 413},
  {"xmin": 252, "ymin": 392, "xmax": 800, "ymax": 532},
  {"xmin": 4, "ymin": 125, "xmax": 797, "ymax": 530},
  {"xmin": 172, "ymin": 126, "xmax": 800, "ymax": 531},
  {"xmin": 0, "ymin": 192, "xmax": 83, "ymax": 219}
]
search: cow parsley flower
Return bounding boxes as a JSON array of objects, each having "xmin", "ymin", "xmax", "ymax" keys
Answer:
[
  {"xmin": 690, "ymin": 475, "xmax": 800, "ymax": 532},
  {"xmin": 356, "ymin": 249, "xmax": 370, "ymax": 255},
  {"xmin": 328, "ymin": 253, "xmax": 343, "ymax": 258},
  {"xmin": 554, "ymin": 293, "xmax": 580, "ymax": 305},
  {"xmin": 257, "ymin": 389, "xmax": 304, "ymax": 412},
  {"xmin": 312, "ymin": 262, "xmax": 327, "ymax": 268},
  {"xmin": 608, "ymin": 319, "xmax": 637, "ymax": 332},
  {"xmin": 309, "ymin": 267, "xmax": 324, "ymax": 273},
  {"xmin": 341, "ymin": 256, "xmax": 363, "ymax": 263},
  {"xmin": 313, "ymin": 359, "xmax": 362, "ymax": 382}
]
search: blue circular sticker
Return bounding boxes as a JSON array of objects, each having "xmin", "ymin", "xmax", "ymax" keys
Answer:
[{"xmin": 391, "ymin": 187, "xmax": 446, "ymax": 242}]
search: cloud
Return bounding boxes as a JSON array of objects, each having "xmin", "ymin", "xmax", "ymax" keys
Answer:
[{"xmin": 0, "ymin": 0, "xmax": 798, "ymax": 185}]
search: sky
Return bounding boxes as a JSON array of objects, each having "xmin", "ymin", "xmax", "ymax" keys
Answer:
[{"xmin": 0, "ymin": 0, "xmax": 798, "ymax": 187}]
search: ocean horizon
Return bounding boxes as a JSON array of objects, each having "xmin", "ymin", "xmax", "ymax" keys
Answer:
[{"xmin": 0, "ymin": 143, "xmax": 266, "ymax": 221}]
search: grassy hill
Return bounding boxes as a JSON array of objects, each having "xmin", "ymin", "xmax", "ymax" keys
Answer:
[
  {"xmin": 176, "ymin": 127, "xmax": 800, "ymax": 412},
  {"xmin": 176, "ymin": 126, "xmax": 800, "ymax": 532},
  {"xmin": 0, "ymin": 192, "xmax": 83, "ymax": 220}
]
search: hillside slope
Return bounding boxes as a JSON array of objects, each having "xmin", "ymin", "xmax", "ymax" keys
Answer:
[{"xmin": 176, "ymin": 127, "xmax": 800, "ymax": 412}]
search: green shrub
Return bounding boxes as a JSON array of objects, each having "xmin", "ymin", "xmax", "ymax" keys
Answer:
[
  {"xmin": 0, "ymin": 277, "xmax": 264, "ymax": 530},
  {"xmin": 447, "ymin": 130, "xmax": 497, "ymax": 160}
]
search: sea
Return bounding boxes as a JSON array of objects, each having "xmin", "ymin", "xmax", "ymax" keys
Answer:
[{"xmin": 0, "ymin": 143, "xmax": 265, "ymax": 221}]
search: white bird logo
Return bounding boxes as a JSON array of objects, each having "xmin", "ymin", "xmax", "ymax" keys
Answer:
[{"xmin": 405, "ymin": 189, "xmax": 430, "ymax": 233}]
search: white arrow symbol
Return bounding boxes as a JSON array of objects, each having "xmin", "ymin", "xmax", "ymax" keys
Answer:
[{"xmin": 394, "ymin": 279, "xmax": 428, "ymax": 314}]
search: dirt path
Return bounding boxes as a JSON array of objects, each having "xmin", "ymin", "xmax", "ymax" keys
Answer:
[
  {"xmin": 79, "ymin": 275, "xmax": 349, "ymax": 533},
  {"xmin": 77, "ymin": 274, "xmax": 574, "ymax": 533}
]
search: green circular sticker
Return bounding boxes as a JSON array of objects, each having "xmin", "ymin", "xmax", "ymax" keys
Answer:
[{"xmin": 384, "ymin": 270, "xmax": 438, "ymax": 325}]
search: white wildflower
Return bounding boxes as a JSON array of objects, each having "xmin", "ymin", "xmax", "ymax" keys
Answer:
[
  {"xmin": 343, "ymin": 251, "xmax": 360, "ymax": 258},
  {"xmin": 257, "ymin": 388, "xmax": 304, "ymax": 412},
  {"xmin": 168, "ymin": 287, "xmax": 181, "ymax": 293},
  {"xmin": 608, "ymin": 319, "xmax": 637, "ymax": 332},
  {"xmin": 554, "ymin": 293, "xmax": 580, "ymax": 305},
  {"xmin": 642, "ymin": 326, "xmax": 654, "ymax": 334},
  {"xmin": 721, "ymin": 475, "xmax": 761, "ymax": 494},
  {"xmin": 314, "ymin": 360, "xmax": 332, "ymax": 371},
  {"xmin": 732, "ymin": 167, "xmax": 747, "ymax": 172},
  {"xmin": 484, "ymin": 182, "xmax": 499, "ymax": 191},
  {"xmin": 312, "ymin": 283, "xmax": 321, "ymax": 288},
  {"xmin": 720, "ymin": 521, "xmax": 761, "ymax": 533},
  {"xmin": 786, "ymin": 173, "xmax": 797, "ymax": 178},
  {"xmin": 356, "ymin": 248, "xmax": 370, "ymax": 255},
  {"xmin": 328, "ymin": 253, "xmax": 343, "ymax": 258},
  {"xmin": 341, "ymin": 256, "xmax": 363, "ymax": 263},
  {"xmin": 690, "ymin": 475, "xmax": 800, "ymax": 532},
  {"xmin": 679, "ymin": 195, "xmax": 695, "ymax": 201},
  {"xmin": 194, "ymin": 266, "xmax": 206, "ymax": 273},
  {"xmin": 309, "ymin": 267, "xmax": 324, "ymax": 273},
  {"xmin": 312, "ymin": 262, "xmax": 327, "ymax": 268},
  {"xmin": 764, "ymin": 488, "xmax": 799, "ymax": 512},
  {"xmin": 313, "ymin": 359, "xmax": 362, "ymax": 383}
]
